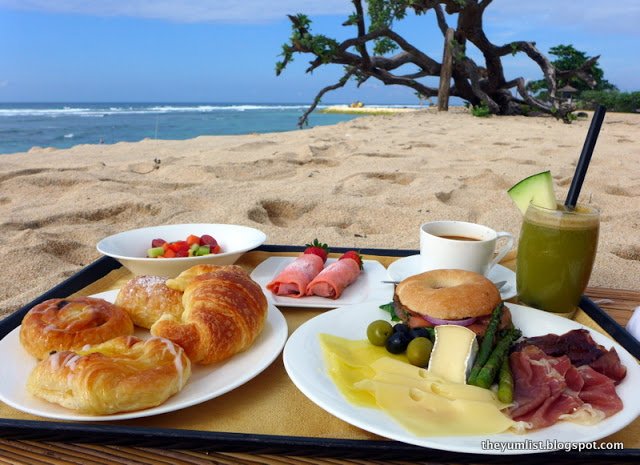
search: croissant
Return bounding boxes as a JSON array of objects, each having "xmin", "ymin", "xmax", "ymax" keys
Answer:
[
  {"xmin": 27, "ymin": 335, "xmax": 191, "ymax": 415},
  {"xmin": 115, "ymin": 275, "xmax": 183, "ymax": 329},
  {"xmin": 20, "ymin": 297, "xmax": 134, "ymax": 359},
  {"xmin": 150, "ymin": 265, "xmax": 268, "ymax": 364}
]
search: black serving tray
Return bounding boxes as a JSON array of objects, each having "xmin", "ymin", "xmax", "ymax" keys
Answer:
[{"xmin": 1, "ymin": 245, "xmax": 638, "ymax": 464}]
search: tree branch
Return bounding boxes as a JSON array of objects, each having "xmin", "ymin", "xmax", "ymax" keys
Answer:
[{"xmin": 298, "ymin": 69, "xmax": 356, "ymax": 128}]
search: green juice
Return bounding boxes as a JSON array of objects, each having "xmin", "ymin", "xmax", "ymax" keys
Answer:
[{"xmin": 516, "ymin": 203, "xmax": 599, "ymax": 316}]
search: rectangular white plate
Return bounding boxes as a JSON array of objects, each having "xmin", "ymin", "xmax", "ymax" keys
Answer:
[{"xmin": 251, "ymin": 257, "xmax": 394, "ymax": 308}]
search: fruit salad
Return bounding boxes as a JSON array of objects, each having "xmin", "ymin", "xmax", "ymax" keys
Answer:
[{"xmin": 146, "ymin": 234, "xmax": 221, "ymax": 258}]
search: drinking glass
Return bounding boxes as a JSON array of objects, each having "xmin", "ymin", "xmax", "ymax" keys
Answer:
[{"xmin": 516, "ymin": 202, "xmax": 600, "ymax": 318}]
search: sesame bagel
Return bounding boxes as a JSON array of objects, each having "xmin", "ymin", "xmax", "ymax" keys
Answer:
[{"xmin": 395, "ymin": 269, "xmax": 501, "ymax": 320}]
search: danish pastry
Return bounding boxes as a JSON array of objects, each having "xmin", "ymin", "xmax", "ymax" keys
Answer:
[
  {"xmin": 115, "ymin": 275, "xmax": 183, "ymax": 329},
  {"xmin": 20, "ymin": 297, "xmax": 134, "ymax": 359},
  {"xmin": 150, "ymin": 264, "xmax": 268, "ymax": 364},
  {"xmin": 27, "ymin": 335, "xmax": 191, "ymax": 415}
]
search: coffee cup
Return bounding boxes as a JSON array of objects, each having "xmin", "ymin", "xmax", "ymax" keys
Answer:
[{"xmin": 419, "ymin": 221, "xmax": 514, "ymax": 275}]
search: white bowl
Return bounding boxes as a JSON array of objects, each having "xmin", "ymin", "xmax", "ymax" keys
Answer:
[{"xmin": 97, "ymin": 224, "xmax": 267, "ymax": 277}]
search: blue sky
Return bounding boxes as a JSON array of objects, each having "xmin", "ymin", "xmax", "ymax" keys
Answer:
[{"xmin": 0, "ymin": 0, "xmax": 638, "ymax": 104}]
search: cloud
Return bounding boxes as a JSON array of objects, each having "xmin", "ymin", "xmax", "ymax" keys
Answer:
[
  {"xmin": 487, "ymin": 0, "xmax": 640, "ymax": 36},
  {"xmin": 0, "ymin": 0, "xmax": 353, "ymax": 23}
]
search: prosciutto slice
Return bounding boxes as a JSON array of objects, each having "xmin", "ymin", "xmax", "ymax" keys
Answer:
[
  {"xmin": 306, "ymin": 258, "xmax": 361, "ymax": 299},
  {"xmin": 266, "ymin": 254, "xmax": 324, "ymax": 298},
  {"xmin": 512, "ymin": 329, "xmax": 627, "ymax": 384},
  {"xmin": 509, "ymin": 345, "xmax": 623, "ymax": 430}
]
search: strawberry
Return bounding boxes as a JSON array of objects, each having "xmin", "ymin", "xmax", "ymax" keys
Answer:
[
  {"xmin": 304, "ymin": 239, "xmax": 329, "ymax": 263},
  {"xmin": 340, "ymin": 250, "xmax": 363, "ymax": 269}
]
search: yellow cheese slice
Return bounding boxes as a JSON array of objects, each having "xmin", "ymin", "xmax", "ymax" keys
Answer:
[
  {"xmin": 319, "ymin": 334, "xmax": 514, "ymax": 437},
  {"xmin": 427, "ymin": 325, "xmax": 478, "ymax": 384}
]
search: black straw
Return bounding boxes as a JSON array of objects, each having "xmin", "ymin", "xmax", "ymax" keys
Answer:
[{"xmin": 565, "ymin": 105, "xmax": 606, "ymax": 208}]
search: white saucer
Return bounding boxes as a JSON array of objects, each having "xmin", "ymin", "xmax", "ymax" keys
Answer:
[{"xmin": 386, "ymin": 255, "xmax": 516, "ymax": 300}]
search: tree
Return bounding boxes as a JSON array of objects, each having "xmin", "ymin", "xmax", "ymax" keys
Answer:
[
  {"xmin": 276, "ymin": 0, "xmax": 602, "ymax": 125},
  {"xmin": 527, "ymin": 44, "xmax": 617, "ymax": 97}
]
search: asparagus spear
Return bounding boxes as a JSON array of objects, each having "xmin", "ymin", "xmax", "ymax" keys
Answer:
[
  {"xmin": 471, "ymin": 328, "xmax": 522, "ymax": 389},
  {"xmin": 497, "ymin": 355, "xmax": 514, "ymax": 404},
  {"xmin": 467, "ymin": 303, "xmax": 504, "ymax": 384}
]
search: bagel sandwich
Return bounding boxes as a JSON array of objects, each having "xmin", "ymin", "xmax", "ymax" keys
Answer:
[{"xmin": 392, "ymin": 269, "xmax": 510, "ymax": 336}]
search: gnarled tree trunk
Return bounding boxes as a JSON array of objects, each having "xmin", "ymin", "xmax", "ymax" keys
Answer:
[{"xmin": 276, "ymin": 0, "xmax": 600, "ymax": 126}]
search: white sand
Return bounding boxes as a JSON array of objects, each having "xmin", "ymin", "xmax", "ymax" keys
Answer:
[{"xmin": 1, "ymin": 110, "xmax": 638, "ymax": 318}]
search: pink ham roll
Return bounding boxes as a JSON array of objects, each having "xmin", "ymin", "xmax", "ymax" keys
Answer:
[
  {"xmin": 306, "ymin": 258, "xmax": 361, "ymax": 299},
  {"xmin": 266, "ymin": 253, "xmax": 324, "ymax": 297}
]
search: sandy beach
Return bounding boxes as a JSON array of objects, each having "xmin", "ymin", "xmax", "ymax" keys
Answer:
[{"xmin": 1, "ymin": 109, "xmax": 638, "ymax": 318}]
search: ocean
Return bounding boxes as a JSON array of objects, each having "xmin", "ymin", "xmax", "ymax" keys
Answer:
[{"xmin": 0, "ymin": 102, "xmax": 388, "ymax": 155}]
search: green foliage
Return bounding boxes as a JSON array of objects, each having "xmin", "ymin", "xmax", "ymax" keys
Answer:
[
  {"xmin": 527, "ymin": 44, "xmax": 616, "ymax": 96},
  {"xmin": 275, "ymin": 14, "xmax": 340, "ymax": 75},
  {"xmin": 451, "ymin": 38, "xmax": 466, "ymax": 61},
  {"xmin": 578, "ymin": 90, "xmax": 640, "ymax": 113},
  {"xmin": 367, "ymin": 0, "xmax": 411, "ymax": 55},
  {"xmin": 471, "ymin": 103, "xmax": 491, "ymax": 117},
  {"xmin": 519, "ymin": 104, "xmax": 533, "ymax": 116},
  {"xmin": 343, "ymin": 13, "xmax": 360, "ymax": 27}
]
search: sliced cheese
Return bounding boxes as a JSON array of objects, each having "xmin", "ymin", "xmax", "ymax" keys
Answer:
[
  {"xmin": 318, "ymin": 335, "xmax": 514, "ymax": 437},
  {"xmin": 427, "ymin": 325, "xmax": 478, "ymax": 384},
  {"xmin": 356, "ymin": 376, "xmax": 514, "ymax": 436}
]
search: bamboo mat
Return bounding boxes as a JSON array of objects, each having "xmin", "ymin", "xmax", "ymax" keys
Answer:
[{"xmin": 1, "ymin": 251, "xmax": 638, "ymax": 465}]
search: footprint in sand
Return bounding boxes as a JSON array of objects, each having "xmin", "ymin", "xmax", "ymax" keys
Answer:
[
  {"xmin": 348, "ymin": 151, "xmax": 410, "ymax": 159},
  {"xmin": 612, "ymin": 245, "xmax": 640, "ymax": 262},
  {"xmin": 227, "ymin": 140, "xmax": 277, "ymax": 152},
  {"xmin": 42, "ymin": 237, "xmax": 93, "ymax": 263},
  {"xmin": 605, "ymin": 185, "xmax": 639, "ymax": 197},
  {"xmin": 435, "ymin": 169, "xmax": 509, "ymax": 208},
  {"xmin": 247, "ymin": 199, "xmax": 315, "ymax": 227},
  {"xmin": 334, "ymin": 172, "xmax": 416, "ymax": 197},
  {"xmin": 206, "ymin": 159, "xmax": 297, "ymax": 181},
  {"xmin": 0, "ymin": 167, "xmax": 89, "ymax": 184},
  {"xmin": 287, "ymin": 158, "xmax": 339, "ymax": 168},
  {"xmin": 1, "ymin": 202, "xmax": 162, "ymax": 231}
]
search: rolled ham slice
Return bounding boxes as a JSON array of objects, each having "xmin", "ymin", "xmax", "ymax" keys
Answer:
[
  {"xmin": 266, "ymin": 254, "xmax": 324, "ymax": 298},
  {"xmin": 306, "ymin": 258, "xmax": 361, "ymax": 299}
]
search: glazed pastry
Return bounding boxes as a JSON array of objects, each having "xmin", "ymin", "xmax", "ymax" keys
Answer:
[
  {"xmin": 26, "ymin": 335, "xmax": 191, "ymax": 415},
  {"xmin": 20, "ymin": 297, "xmax": 134, "ymax": 359},
  {"xmin": 115, "ymin": 275, "xmax": 183, "ymax": 329},
  {"xmin": 151, "ymin": 265, "xmax": 268, "ymax": 364}
]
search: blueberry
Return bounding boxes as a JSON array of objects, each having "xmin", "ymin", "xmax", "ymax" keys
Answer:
[
  {"xmin": 392, "ymin": 323, "xmax": 410, "ymax": 334},
  {"xmin": 386, "ymin": 331, "xmax": 411, "ymax": 354},
  {"xmin": 410, "ymin": 327, "xmax": 433, "ymax": 340}
]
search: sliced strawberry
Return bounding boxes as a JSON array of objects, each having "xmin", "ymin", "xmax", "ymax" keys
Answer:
[
  {"xmin": 169, "ymin": 241, "xmax": 189, "ymax": 253},
  {"xmin": 304, "ymin": 239, "xmax": 329, "ymax": 263},
  {"xmin": 339, "ymin": 250, "xmax": 363, "ymax": 269}
]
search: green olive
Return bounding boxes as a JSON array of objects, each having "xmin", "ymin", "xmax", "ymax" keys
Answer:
[
  {"xmin": 406, "ymin": 337, "xmax": 434, "ymax": 367},
  {"xmin": 367, "ymin": 320, "xmax": 393, "ymax": 346}
]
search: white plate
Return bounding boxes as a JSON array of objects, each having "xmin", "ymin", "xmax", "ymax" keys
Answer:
[
  {"xmin": 283, "ymin": 301, "xmax": 640, "ymax": 455},
  {"xmin": 387, "ymin": 254, "xmax": 516, "ymax": 300},
  {"xmin": 251, "ymin": 257, "xmax": 393, "ymax": 308},
  {"xmin": 0, "ymin": 290, "xmax": 288, "ymax": 421}
]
